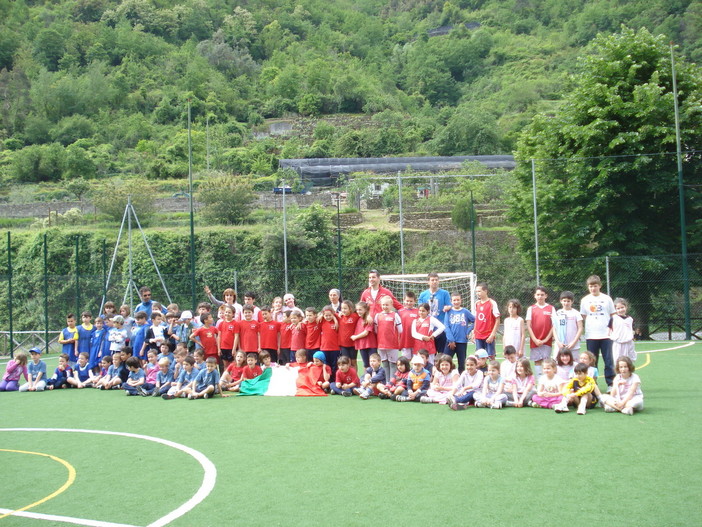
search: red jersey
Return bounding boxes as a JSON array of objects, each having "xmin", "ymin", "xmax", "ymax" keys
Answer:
[
  {"xmin": 290, "ymin": 323, "xmax": 306, "ymax": 351},
  {"xmin": 241, "ymin": 364, "xmax": 262, "ymax": 380},
  {"xmin": 226, "ymin": 363, "xmax": 245, "ymax": 381},
  {"xmin": 374, "ymin": 311, "xmax": 402, "ymax": 349},
  {"xmin": 304, "ymin": 320, "xmax": 321, "ymax": 350},
  {"xmin": 413, "ymin": 317, "xmax": 436, "ymax": 354},
  {"xmin": 238, "ymin": 320, "xmax": 260, "ymax": 352},
  {"xmin": 474, "ymin": 299, "xmax": 500, "ymax": 340},
  {"xmin": 259, "ymin": 320, "xmax": 280, "ymax": 350},
  {"xmin": 354, "ymin": 318, "xmax": 377, "ymax": 350},
  {"xmin": 191, "ymin": 325, "xmax": 219, "ymax": 358},
  {"xmin": 216, "ymin": 319, "xmax": 238, "ymax": 350},
  {"xmin": 399, "ymin": 308, "xmax": 419, "ymax": 348},
  {"xmin": 338, "ymin": 313, "xmax": 360, "ymax": 347},
  {"xmin": 527, "ymin": 303, "xmax": 554, "ymax": 348},
  {"xmin": 280, "ymin": 322, "xmax": 292, "ymax": 348},
  {"xmin": 359, "ymin": 286, "xmax": 402, "ymax": 317},
  {"xmin": 335, "ymin": 367, "xmax": 360, "ymax": 386},
  {"xmin": 320, "ymin": 318, "xmax": 339, "ymax": 351}
]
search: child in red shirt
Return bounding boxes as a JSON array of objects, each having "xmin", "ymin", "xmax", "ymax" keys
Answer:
[
  {"xmin": 259, "ymin": 306, "xmax": 280, "ymax": 363},
  {"xmin": 279, "ymin": 309, "xmax": 293, "ymax": 365},
  {"xmin": 338, "ymin": 300, "xmax": 360, "ymax": 368},
  {"xmin": 399, "ymin": 292, "xmax": 419, "ymax": 361},
  {"xmin": 330, "ymin": 355, "xmax": 360, "ymax": 396},
  {"xmin": 219, "ymin": 351, "xmax": 246, "ymax": 392},
  {"xmin": 241, "ymin": 353, "xmax": 262, "ymax": 380},
  {"xmin": 303, "ymin": 307, "xmax": 321, "ymax": 361},
  {"xmin": 189, "ymin": 313, "xmax": 220, "ymax": 363},
  {"xmin": 289, "ymin": 311, "xmax": 306, "ymax": 363},
  {"xmin": 319, "ymin": 305, "xmax": 340, "ymax": 375},
  {"xmin": 216, "ymin": 306, "xmax": 238, "ymax": 370},
  {"xmin": 238, "ymin": 306, "xmax": 260, "ymax": 354}
]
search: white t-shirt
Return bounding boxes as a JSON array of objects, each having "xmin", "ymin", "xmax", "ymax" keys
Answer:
[
  {"xmin": 580, "ymin": 293, "xmax": 615, "ymax": 339},
  {"xmin": 552, "ymin": 308, "xmax": 582, "ymax": 349},
  {"xmin": 612, "ymin": 373, "xmax": 642, "ymax": 400},
  {"xmin": 538, "ymin": 374, "xmax": 562, "ymax": 395},
  {"xmin": 502, "ymin": 316, "xmax": 524, "ymax": 349},
  {"xmin": 610, "ymin": 315, "xmax": 634, "ymax": 343}
]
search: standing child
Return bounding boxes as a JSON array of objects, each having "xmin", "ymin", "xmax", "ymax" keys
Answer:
[
  {"xmin": 259, "ymin": 306, "xmax": 281, "ymax": 364},
  {"xmin": 353, "ymin": 352, "xmax": 386, "ymax": 399},
  {"xmin": 506, "ymin": 358, "xmax": 535, "ymax": 407},
  {"xmin": 374, "ymin": 296, "xmax": 403, "ymax": 381},
  {"xmin": 288, "ymin": 311, "xmax": 306, "ymax": 364},
  {"xmin": 610, "ymin": 298, "xmax": 636, "ymax": 362},
  {"xmin": 338, "ymin": 300, "xmax": 360, "ymax": 368},
  {"xmin": 101, "ymin": 301, "xmax": 117, "ymax": 320},
  {"xmin": 237, "ymin": 306, "xmax": 260, "ymax": 356},
  {"xmin": 502, "ymin": 299, "xmax": 525, "ymax": 358},
  {"xmin": 216, "ymin": 306, "xmax": 238, "ymax": 371},
  {"xmin": 131, "ymin": 311, "xmax": 149, "ymax": 363},
  {"xmin": 422, "ymin": 354, "xmax": 459, "ymax": 404},
  {"xmin": 108, "ymin": 315, "xmax": 129, "ymax": 356},
  {"xmin": 19, "ymin": 347, "xmax": 47, "ymax": 392},
  {"xmin": 330, "ymin": 355, "xmax": 360, "ymax": 396},
  {"xmin": 120, "ymin": 305, "xmax": 135, "ymax": 336},
  {"xmin": 411, "ymin": 302, "xmax": 446, "ymax": 366},
  {"xmin": 278, "ymin": 309, "xmax": 293, "ymax": 365},
  {"xmin": 472, "ymin": 282, "xmax": 500, "ymax": 359},
  {"xmin": 530, "ymin": 358, "xmax": 564, "ymax": 409},
  {"xmin": 398, "ymin": 292, "xmax": 419, "ymax": 360},
  {"xmin": 556, "ymin": 349, "xmax": 575, "ymax": 381},
  {"xmin": 47, "ymin": 354, "xmax": 73, "ymax": 390},
  {"xmin": 190, "ymin": 313, "xmax": 221, "ymax": 364},
  {"xmin": 580, "ymin": 275, "xmax": 616, "ymax": 389},
  {"xmin": 76, "ymin": 312, "xmax": 95, "ymax": 366},
  {"xmin": 351, "ymin": 302, "xmax": 376, "ymax": 370},
  {"xmin": 444, "ymin": 293, "xmax": 475, "ymax": 373},
  {"xmin": 319, "ymin": 305, "xmax": 340, "ymax": 375},
  {"xmin": 303, "ymin": 307, "xmax": 321, "ymax": 361},
  {"xmin": 526, "ymin": 286, "xmax": 554, "ymax": 378},
  {"xmin": 555, "ymin": 363, "xmax": 597, "ymax": 414},
  {"xmin": 551, "ymin": 291, "xmax": 583, "ymax": 361},
  {"xmin": 448, "ymin": 356, "xmax": 484, "ymax": 410},
  {"xmin": 89, "ymin": 317, "xmax": 107, "ymax": 372},
  {"xmin": 601, "ymin": 356, "xmax": 643, "ymax": 415},
  {"xmin": 0, "ymin": 351, "xmax": 28, "ymax": 391},
  {"xmin": 396, "ymin": 354, "xmax": 431, "ymax": 402},
  {"xmin": 473, "ymin": 360, "xmax": 507, "ymax": 409},
  {"xmin": 58, "ymin": 314, "xmax": 79, "ymax": 366}
]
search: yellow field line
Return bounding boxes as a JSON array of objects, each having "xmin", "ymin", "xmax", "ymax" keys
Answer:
[
  {"xmin": 0, "ymin": 449, "xmax": 76, "ymax": 520},
  {"xmin": 636, "ymin": 353, "xmax": 651, "ymax": 371}
]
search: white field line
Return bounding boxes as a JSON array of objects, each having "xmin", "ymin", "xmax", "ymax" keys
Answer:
[{"xmin": 0, "ymin": 428, "xmax": 216, "ymax": 527}]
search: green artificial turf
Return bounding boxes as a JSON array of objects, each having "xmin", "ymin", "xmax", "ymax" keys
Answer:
[{"xmin": 1, "ymin": 342, "xmax": 700, "ymax": 527}]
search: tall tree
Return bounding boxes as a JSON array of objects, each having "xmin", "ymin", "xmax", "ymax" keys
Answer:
[{"xmin": 508, "ymin": 27, "xmax": 702, "ymax": 337}]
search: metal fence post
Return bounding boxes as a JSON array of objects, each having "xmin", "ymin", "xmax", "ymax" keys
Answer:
[
  {"xmin": 75, "ymin": 235, "xmax": 80, "ymax": 316},
  {"xmin": 44, "ymin": 233, "xmax": 49, "ymax": 354},
  {"xmin": 605, "ymin": 256, "xmax": 611, "ymax": 297},
  {"xmin": 7, "ymin": 231, "xmax": 13, "ymax": 358}
]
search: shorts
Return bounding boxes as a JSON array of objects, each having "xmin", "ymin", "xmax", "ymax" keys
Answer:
[
  {"xmin": 378, "ymin": 349, "xmax": 399, "ymax": 363},
  {"xmin": 340, "ymin": 346, "xmax": 357, "ymax": 360},
  {"xmin": 474, "ymin": 339, "xmax": 496, "ymax": 357},
  {"xmin": 220, "ymin": 349, "xmax": 234, "ymax": 362},
  {"xmin": 529, "ymin": 345, "xmax": 552, "ymax": 362}
]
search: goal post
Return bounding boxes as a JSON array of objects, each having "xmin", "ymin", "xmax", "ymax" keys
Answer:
[{"xmin": 381, "ymin": 272, "xmax": 477, "ymax": 313}]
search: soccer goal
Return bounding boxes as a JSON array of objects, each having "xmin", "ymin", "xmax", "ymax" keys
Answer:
[{"xmin": 381, "ymin": 272, "xmax": 477, "ymax": 313}]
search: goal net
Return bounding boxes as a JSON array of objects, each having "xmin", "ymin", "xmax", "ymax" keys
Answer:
[{"xmin": 381, "ymin": 272, "xmax": 477, "ymax": 313}]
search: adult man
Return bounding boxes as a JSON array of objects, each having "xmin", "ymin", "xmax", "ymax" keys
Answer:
[
  {"xmin": 134, "ymin": 286, "xmax": 166, "ymax": 318},
  {"xmin": 359, "ymin": 269, "xmax": 402, "ymax": 317},
  {"xmin": 418, "ymin": 272, "xmax": 452, "ymax": 353}
]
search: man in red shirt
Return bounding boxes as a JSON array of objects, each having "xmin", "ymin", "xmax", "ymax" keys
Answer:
[{"xmin": 359, "ymin": 269, "xmax": 402, "ymax": 317}]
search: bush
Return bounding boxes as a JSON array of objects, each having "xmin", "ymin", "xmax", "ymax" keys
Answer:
[
  {"xmin": 91, "ymin": 179, "xmax": 155, "ymax": 224},
  {"xmin": 198, "ymin": 174, "xmax": 257, "ymax": 225}
]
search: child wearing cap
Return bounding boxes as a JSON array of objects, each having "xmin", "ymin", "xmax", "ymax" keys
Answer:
[
  {"xmin": 311, "ymin": 351, "xmax": 331, "ymax": 392},
  {"xmin": 395, "ymin": 354, "xmax": 430, "ymax": 402},
  {"xmin": 474, "ymin": 349, "xmax": 489, "ymax": 374},
  {"xmin": 19, "ymin": 348, "xmax": 47, "ymax": 392},
  {"xmin": 174, "ymin": 311, "xmax": 193, "ymax": 351}
]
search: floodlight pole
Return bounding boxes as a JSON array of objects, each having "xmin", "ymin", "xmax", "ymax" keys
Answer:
[
  {"xmin": 397, "ymin": 172, "xmax": 406, "ymax": 275},
  {"xmin": 671, "ymin": 43, "xmax": 691, "ymax": 339},
  {"xmin": 470, "ymin": 191, "xmax": 477, "ymax": 276},
  {"xmin": 188, "ymin": 99, "xmax": 197, "ymax": 311},
  {"xmin": 282, "ymin": 178, "xmax": 289, "ymax": 292}
]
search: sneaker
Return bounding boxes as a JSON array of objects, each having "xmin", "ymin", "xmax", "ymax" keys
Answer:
[
  {"xmin": 622, "ymin": 407, "xmax": 634, "ymax": 415},
  {"xmin": 342, "ymin": 390, "xmax": 352, "ymax": 397},
  {"xmin": 125, "ymin": 390, "xmax": 131, "ymax": 396},
  {"xmin": 450, "ymin": 402, "xmax": 467, "ymax": 411},
  {"xmin": 577, "ymin": 409, "xmax": 586, "ymax": 415},
  {"xmin": 491, "ymin": 402, "xmax": 502, "ymax": 409},
  {"xmin": 603, "ymin": 405, "xmax": 616, "ymax": 413},
  {"xmin": 136, "ymin": 385, "xmax": 146, "ymax": 396},
  {"xmin": 378, "ymin": 393, "xmax": 389, "ymax": 400},
  {"xmin": 420, "ymin": 396, "xmax": 433, "ymax": 404},
  {"xmin": 162, "ymin": 394, "xmax": 175, "ymax": 400},
  {"xmin": 152, "ymin": 390, "xmax": 161, "ymax": 397},
  {"xmin": 395, "ymin": 395, "xmax": 408, "ymax": 402},
  {"xmin": 554, "ymin": 403, "xmax": 569, "ymax": 413},
  {"xmin": 474, "ymin": 401, "xmax": 484, "ymax": 408},
  {"xmin": 390, "ymin": 395, "xmax": 397, "ymax": 401},
  {"xmin": 446, "ymin": 396, "xmax": 455, "ymax": 406},
  {"xmin": 505, "ymin": 400, "xmax": 515, "ymax": 407},
  {"xmin": 529, "ymin": 401, "xmax": 541, "ymax": 408},
  {"xmin": 359, "ymin": 391, "xmax": 369, "ymax": 400},
  {"xmin": 203, "ymin": 393, "xmax": 209, "ymax": 399}
]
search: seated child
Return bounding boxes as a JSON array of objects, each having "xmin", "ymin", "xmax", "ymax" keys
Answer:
[
  {"xmin": 122, "ymin": 356, "xmax": 146, "ymax": 396},
  {"xmin": 103, "ymin": 350, "xmax": 128, "ymax": 390},
  {"xmin": 473, "ymin": 360, "xmax": 508, "ymax": 409},
  {"xmin": 189, "ymin": 357, "xmax": 221, "ymax": 399},
  {"xmin": 47, "ymin": 354, "xmax": 73, "ymax": 390},
  {"xmin": 150, "ymin": 358, "xmax": 174, "ymax": 397},
  {"xmin": 219, "ymin": 351, "xmax": 246, "ymax": 392},
  {"xmin": 531, "ymin": 358, "xmax": 564, "ymax": 409},
  {"xmin": 377, "ymin": 356, "xmax": 410, "ymax": 399},
  {"xmin": 500, "ymin": 345, "xmax": 518, "ymax": 380},
  {"xmin": 396, "ymin": 354, "xmax": 430, "ymax": 402},
  {"xmin": 67, "ymin": 352, "xmax": 94, "ymax": 388},
  {"xmin": 506, "ymin": 358, "xmax": 535, "ymax": 408},
  {"xmin": 555, "ymin": 362, "xmax": 597, "ymax": 414},
  {"xmin": 448, "ymin": 356, "xmax": 484, "ymax": 410},
  {"xmin": 601, "ymin": 356, "xmax": 643, "ymax": 415},
  {"xmin": 330, "ymin": 355, "xmax": 360, "ymax": 396},
  {"xmin": 354, "ymin": 353, "xmax": 386, "ymax": 399},
  {"xmin": 311, "ymin": 351, "xmax": 332, "ymax": 392},
  {"xmin": 1, "ymin": 351, "xmax": 28, "ymax": 391},
  {"xmin": 163, "ymin": 356, "xmax": 198, "ymax": 399},
  {"xmin": 474, "ymin": 349, "xmax": 489, "ymax": 374},
  {"xmin": 140, "ymin": 350, "xmax": 159, "ymax": 395},
  {"xmin": 242, "ymin": 353, "xmax": 263, "ymax": 381},
  {"xmin": 556, "ymin": 348, "xmax": 575, "ymax": 381},
  {"xmin": 422, "ymin": 354, "xmax": 459, "ymax": 404},
  {"xmin": 260, "ymin": 350, "xmax": 278, "ymax": 370},
  {"xmin": 19, "ymin": 347, "xmax": 47, "ymax": 392},
  {"xmin": 93, "ymin": 355, "xmax": 112, "ymax": 389}
]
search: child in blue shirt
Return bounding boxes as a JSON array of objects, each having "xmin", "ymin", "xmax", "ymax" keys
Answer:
[
  {"xmin": 68, "ymin": 352, "xmax": 93, "ymax": 388},
  {"xmin": 149, "ymin": 358, "xmax": 174, "ymax": 397},
  {"xmin": 353, "ymin": 353, "xmax": 386, "ymax": 399},
  {"xmin": 163, "ymin": 356, "xmax": 197, "ymax": 399},
  {"xmin": 19, "ymin": 347, "xmax": 47, "ymax": 392},
  {"xmin": 396, "ymin": 354, "xmax": 431, "ymax": 402},
  {"xmin": 131, "ymin": 311, "xmax": 150, "ymax": 362},
  {"xmin": 47, "ymin": 354, "xmax": 73, "ymax": 390},
  {"xmin": 122, "ymin": 356, "xmax": 146, "ymax": 396},
  {"xmin": 189, "ymin": 357, "xmax": 221, "ymax": 399},
  {"xmin": 58, "ymin": 314, "xmax": 78, "ymax": 366},
  {"xmin": 444, "ymin": 293, "xmax": 475, "ymax": 374},
  {"xmin": 89, "ymin": 317, "xmax": 107, "ymax": 372}
]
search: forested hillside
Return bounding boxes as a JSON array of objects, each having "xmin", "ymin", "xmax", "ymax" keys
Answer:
[{"xmin": 0, "ymin": 0, "xmax": 700, "ymax": 187}]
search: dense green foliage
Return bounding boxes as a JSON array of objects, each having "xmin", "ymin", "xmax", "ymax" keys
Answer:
[{"xmin": 1, "ymin": 0, "xmax": 700, "ymax": 188}]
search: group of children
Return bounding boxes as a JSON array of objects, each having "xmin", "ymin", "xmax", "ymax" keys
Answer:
[{"xmin": 0, "ymin": 275, "xmax": 643, "ymax": 415}]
